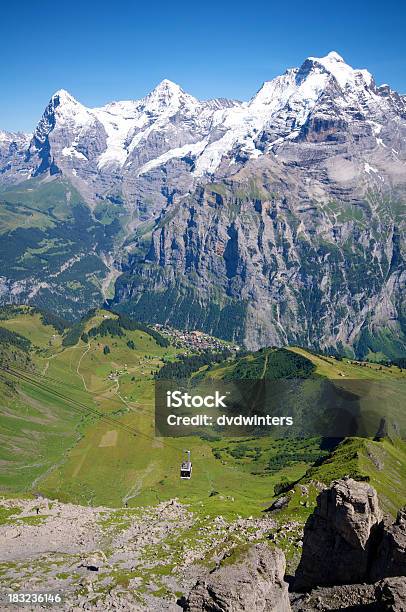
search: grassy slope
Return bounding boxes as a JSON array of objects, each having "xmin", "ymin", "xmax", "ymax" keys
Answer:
[
  {"xmin": 205, "ymin": 346, "xmax": 406, "ymax": 516},
  {"xmin": 0, "ymin": 177, "xmax": 130, "ymax": 319},
  {"xmin": 0, "ymin": 309, "xmax": 92, "ymax": 493},
  {"xmin": 207, "ymin": 345, "xmax": 406, "ymax": 381},
  {"xmin": 266, "ymin": 349, "xmax": 406, "ymax": 518},
  {"xmin": 301, "ymin": 437, "xmax": 406, "ymax": 516},
  {"xmin": 278, "ymin": 348, "xmax": 406, "ymax": 515},
  {"xmin": 0, "ymin": 312, "xmax": 405, "ymax": 522},
  {"xmin": 0, "ymin": 310, "xmax": 279, "ymax": 516}
]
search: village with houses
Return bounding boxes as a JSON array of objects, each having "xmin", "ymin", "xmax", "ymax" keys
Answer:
[{"xmin": 152, "ymin": 324, "xmax": 240, "ymax": 354}]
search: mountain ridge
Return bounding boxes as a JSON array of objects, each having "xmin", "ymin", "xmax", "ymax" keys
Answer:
[
  {"xmin": 3, "ymin": 51, "xmax": 403, "ymax": 188},
  {"xmin": 0, "ymin": 51, "xmax": 405, "ymax": 357}
]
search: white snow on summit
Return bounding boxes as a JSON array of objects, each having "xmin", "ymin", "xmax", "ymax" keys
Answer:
[
  {"xmin": 307, "ymin": 51, "xmax": 373, "ymax": 89},
  {"xmin": 26, "ymin": 52, "xmax": 389, "ymax": 180},
  {"xmin": 50, "ymin": 90, "xmax": 92, "ymax": 127},
  {"xmin": 91, "ymin": 80, "xmax": 202, "ymax": 169},
  {"xmin": 191, "ymin": 51, "xmax": 375, "ymax": 176},
  {"xmin": 0, "ymin": 130, "xmax": 32, "ymax": 144}
]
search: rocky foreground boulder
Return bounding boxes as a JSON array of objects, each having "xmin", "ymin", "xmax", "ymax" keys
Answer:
[
  {"xmin": 295, "ymin": 478, "xmax": 383, "ymax": 589},
  {"xmin": 182, "ymin": 478, "xmax": 406, "ymax": 611},
  {"xmin": 294, "ymin": 477, "xmax": 406, "ymax": 594},
  {"xmin": 183, "ymin": 543, "xmax": 291, "ymax": 611},
  {"xmin": 375, "ymin": 576, "xmax": 406, "ymax": 611}
]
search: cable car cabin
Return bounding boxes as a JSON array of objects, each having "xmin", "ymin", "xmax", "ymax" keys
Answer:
[{"xmin": 180, "ymin": 450, "xmax": 192, "ymax": 479}]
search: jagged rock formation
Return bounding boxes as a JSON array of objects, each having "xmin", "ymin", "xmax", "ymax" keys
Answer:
[
  {"xmin": 294, "ymin": 478, "xmax": 406, "ymax": 597},
  {"xmin": 294, "ymin": 478, "xmax": 383, "ymax": 589},
  {"xmin": 1, "ymin": 53, "xmax": 405, "ymax": 354},
  {"xmin": 0, "ymin": 130, "xmax": 31, "ymax": 182},
  {"xmin": 184, "ymin": 543, "xmax": 291, "ymax": 611}
]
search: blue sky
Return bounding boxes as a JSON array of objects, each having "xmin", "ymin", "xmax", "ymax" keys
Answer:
[{"xmin": 2, "ymin": 0, "xmax": 405, "ymax": 132}]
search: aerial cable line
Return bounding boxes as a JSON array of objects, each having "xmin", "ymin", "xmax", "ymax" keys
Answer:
[
  {"xmin": 0, "ymin": 365, "xmax": 184, "ymax": 453},
  {"xmin": 2, "ymin": 364, "xmax": 181, "ymax": 451},
  {"xmin": 14, "ymin": 362, "xmax": 152, "ymax": 416},
  {"xmin": 2, "ymin": 364, "xmax": 142, "ymax": 437}
]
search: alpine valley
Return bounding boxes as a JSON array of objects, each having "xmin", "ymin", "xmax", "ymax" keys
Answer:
[{"xmin": 1, "ymin": 51, "xmax": 405, "ymax": 359}]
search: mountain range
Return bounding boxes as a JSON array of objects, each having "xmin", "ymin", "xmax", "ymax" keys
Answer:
[{"xmin": 0, "ymin": 51, "xmax": 405, "ymax": 358}]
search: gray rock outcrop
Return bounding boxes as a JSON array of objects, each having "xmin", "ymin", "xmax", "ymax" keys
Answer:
[
  {"xmin": 294, "ymin": 477, "xmax": 406, "ymax": 601},
  {"xmin": 375, "ymin": 576, "xmax": 406, "ymax": 612},
  {"xmin": 184, "ymin": 543, "xmax": 291, "ymax": 611},
  {"xmin": 294, "ymin": 478, "xmax": 383, "ymax": 589},
  {"xmin": 371, "ymin": 507, "xmax": 406, "ymax": 581}
]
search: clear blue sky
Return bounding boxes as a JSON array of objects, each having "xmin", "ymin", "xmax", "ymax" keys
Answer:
[{"xmin": 2, "ymin": 0, "xmax": 405, "ymax": 132}]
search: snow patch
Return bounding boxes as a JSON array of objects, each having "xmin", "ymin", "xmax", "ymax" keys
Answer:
[
  {"xmin": 62, "ymin": 146, "xmax": 87, "ymax": 161},
  {"xmin": 364, "ymin": 162, "xmax": 378, "ymax": 174},
  {"xmin": 137, "ymin": 140, "xmax": 208, "ymax": 176}
]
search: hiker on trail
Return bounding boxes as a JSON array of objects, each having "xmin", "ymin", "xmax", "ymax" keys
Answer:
[{"xmin": 36, "ymin": 507, "xmax": 39, "ymax": 515}]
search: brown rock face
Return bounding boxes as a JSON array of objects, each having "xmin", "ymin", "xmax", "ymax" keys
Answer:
[
  {"xmin": 184, "ymin": 543, "xmax": 291, "ymax": 611},
  {"xmin": 294, "ymin": 478, "xmax": 383, "ymax": 590},
  {"xmin": 371, "ymin": 508, "xmax": 406, "ymax": 581}
]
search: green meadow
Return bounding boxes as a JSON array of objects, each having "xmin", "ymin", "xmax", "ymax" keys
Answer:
[{"xmin": 0, "ymin": 306, "xmax": 405, "ymax": 521}]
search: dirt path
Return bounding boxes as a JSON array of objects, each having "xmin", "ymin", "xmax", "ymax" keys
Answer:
[
  {"xmin": 42, "ymin": 360, "xmax": 50, "ymax": 375},
  {"xmin": 76, "ymin": 343, "xmax": 91, "ymax": 391},
  {"xmin": 114, "ymin": 379, "xmax": 131, "ymax": 410},
  {"xmin": 41, "ymin": 350, "xmax": 62, "ymax": 376}
]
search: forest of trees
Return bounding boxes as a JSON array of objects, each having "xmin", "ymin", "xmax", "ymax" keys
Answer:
[
  {"xmin": 156, "ymin": 349, "xmax": 231, "ymax": 379},
  {"xmin": 0, "ymin": 327, "xmax": 31, "ymax": 352},
  {"xmin": 61, "ymin": 309, "xmax": 170, "ymax": 348},
  {"xmin": 115, "ymin": 314, "xmax": 169, "ymax": 347},
  {"xmin": 88, "ymin": 318, "xmax": 124, "ymax": 338},
  {"xmin": 224, "ymin": 348, "xmax": 316, "ymax": 381},
  {"xmin": 34, "ymin": 309, "xmax": 70, "ymax": 334},
  {"xmin": 62, "ymin": 322, "xmax": 84, "ymax": 347}
]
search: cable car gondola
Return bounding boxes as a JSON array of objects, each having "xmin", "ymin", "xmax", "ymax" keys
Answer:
[{"xmin": 180, "ymin": 450, "xmax": 192, "ymax": 479}]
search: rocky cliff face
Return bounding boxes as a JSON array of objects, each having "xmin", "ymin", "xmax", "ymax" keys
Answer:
[
  {"xmin": 114, "ymin": 53, "xmax": 406, "ymax": 355},
  {"xmin": 371, "ymin": 507, "xmax": 406, "ymax": 581},
  {"xmin": 1, "ymin": 53, "xmax": 405, "ymax": 353},
  {"xmin": 0, "ymin": 130, "xmax": 31, "ymax": 182},
  {"xmin": 116, "ymin": 159, "xmax": 406, "ymax": 355}
]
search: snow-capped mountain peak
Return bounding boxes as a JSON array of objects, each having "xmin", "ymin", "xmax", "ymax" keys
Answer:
[
  {"xmin": 51, "ymin": 88, "xmax": 79, "ymax": 105},
  {"xmin": 304, "ymin": 51, "xmax": 373, "ymax": 89},
  {"xmin": 150, "ymin": 78, "xmax": 183, "ymax": 95},
  {"xmin": 248, "ymin": 50, "xmax": 369, "ymax": 117},
  {"xmin": 323, "ymin": 50, "xmax": 345, "ymax": 62},
  {"xmin": 3, "ymin": 51, "xmax": 404, "ymax": 199},
  {"xmin": 140, "ymin": 78, "xmax": 199, "ymax": 115},
  {"xmin": 45, "ymin": 89, "xmax": 91, "ymax": 129}
]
